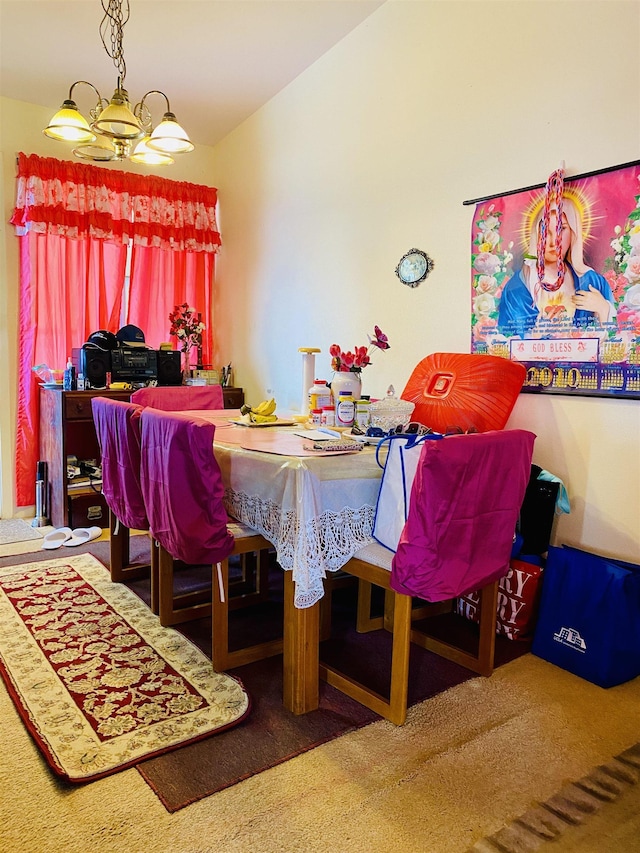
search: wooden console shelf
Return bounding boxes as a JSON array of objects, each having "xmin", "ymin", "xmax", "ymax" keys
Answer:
[{"xmin": 39, "ymin": 386, "xmax": 244, "ymax": 529}]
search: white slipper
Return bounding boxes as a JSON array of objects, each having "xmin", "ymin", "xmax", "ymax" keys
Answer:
[
  {"xmin": 65, "ymin": 526, "xmax": 102, "ymax": 547},
  {"xmin": 42, "ymin": 527, "xmax": 73, "ymax": 550}
]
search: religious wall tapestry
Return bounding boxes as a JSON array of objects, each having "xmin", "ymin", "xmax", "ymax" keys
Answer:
[{"xmin": 469, "ymin": 161, "xmax": 640, "ymax": 398}]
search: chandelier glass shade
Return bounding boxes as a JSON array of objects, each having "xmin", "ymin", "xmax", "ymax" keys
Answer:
[
  {"xmin": 130, "ymin": 136, "xmax": 174, "ymax": 166},
  {"xmin": 43, "ymin": 1, "xmax": 193, "ymax": 166},
  {"xmin": 44, "ymin": 99, "xmax": 96, "ymax": 143}
]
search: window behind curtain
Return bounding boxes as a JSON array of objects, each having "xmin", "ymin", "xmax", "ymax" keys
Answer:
[{"xmin": 11, "ymin": 153, "xmax": 221, "ymax": 507}]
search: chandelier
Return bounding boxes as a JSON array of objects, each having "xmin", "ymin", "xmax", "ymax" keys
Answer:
[{"xmin": 43, "ymin": 0, "xmax": 193, "ymax": 166}]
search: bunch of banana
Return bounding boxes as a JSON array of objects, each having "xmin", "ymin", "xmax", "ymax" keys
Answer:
[{"xmin": 239, "ymin": 398, "xmax": 278, "ymax": 424}]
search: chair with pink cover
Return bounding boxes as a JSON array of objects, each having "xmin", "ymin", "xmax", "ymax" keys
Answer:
[
  {"xmin": 139, "ymin": 407, "xmax": 283, "ymax": 668},
  {"xmin": 133, "ymin": 384, "xmax": 271, "ymax": 616},
  {"xmin": 319, "ymin": 428, "xmax": 536, "ymax": 724},
  {"xmin": 131, "ymin": 385, "xmax": 224, "ymax": 411},
  {"xmin": 91, "ymin": 397, "xmax": 157, "ymax": 604}
]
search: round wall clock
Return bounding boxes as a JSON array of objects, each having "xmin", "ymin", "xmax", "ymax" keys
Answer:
[{"xmin": 395, "ymin": 248, "xmax": 434, "ymax": 287}]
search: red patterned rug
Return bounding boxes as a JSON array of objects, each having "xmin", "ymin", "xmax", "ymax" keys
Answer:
[{"xmin": 0, "ymin": 553, "xmax": 249, "ymax": 783}]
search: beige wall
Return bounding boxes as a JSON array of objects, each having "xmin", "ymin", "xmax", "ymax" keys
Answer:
[
  {"xmin": 1, "ymin": 1, "xmax": 639, "ymax": 562},
  {"xmin": 211, "ymin": 0, "xmax": 640, "ymax": 562}
]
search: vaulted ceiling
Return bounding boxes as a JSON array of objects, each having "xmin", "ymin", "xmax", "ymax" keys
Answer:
[{"xmin": 1, "ymin": 0, "xmax": 385, "ymax": 148}]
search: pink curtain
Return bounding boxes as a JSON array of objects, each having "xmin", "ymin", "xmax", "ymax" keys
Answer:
[
  {"xmin": 125, "ymin": 171, "xmax": 219, "ymax": 365},
  {"xmin": 127, "ymin": 247, "xmax": 214, "ymax": 365},
  {"xmin": 11, "ymin": 153, "xmax": 221, "ymax": 507}
]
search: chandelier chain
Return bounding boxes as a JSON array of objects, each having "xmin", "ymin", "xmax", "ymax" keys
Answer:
[{"xmin": 100, "ymin": 0, "xmax": 129, "ymax": 82}]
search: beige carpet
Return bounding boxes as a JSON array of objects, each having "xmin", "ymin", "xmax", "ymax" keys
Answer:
[
  {"xmin": 0, "ymin": 518, "xmax": 44, "ymax": 546},
  {"xmin": 1, "ymin": 648, "xmax": 638, "ymax": 852},
  {"xmin": 0, "ymin": 523, "xmax": 94, "ymax": 558}
]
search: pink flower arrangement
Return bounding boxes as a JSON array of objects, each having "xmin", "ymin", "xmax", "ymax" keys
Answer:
[{"xmin": 330, "ymin": 326, "xmax": 390, "ymax": 373}]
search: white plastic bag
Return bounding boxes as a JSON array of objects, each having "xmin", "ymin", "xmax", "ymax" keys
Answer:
[{"xmin": 372, "ymin": 433, "xmax": 442, "ymax": 552}]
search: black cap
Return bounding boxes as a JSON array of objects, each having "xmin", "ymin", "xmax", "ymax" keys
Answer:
[
  {"xmin": 85, "ymin": 330, "xmax": 118, "ymax": 351},
  {"xmin": 116, "ymin": 324, "xmax": 146, "ymax": 345}
]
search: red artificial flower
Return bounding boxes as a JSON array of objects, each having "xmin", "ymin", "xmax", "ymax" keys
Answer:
[{"xmin": 330, "ymin": 326, "xmax": 390, "ymax": 373}]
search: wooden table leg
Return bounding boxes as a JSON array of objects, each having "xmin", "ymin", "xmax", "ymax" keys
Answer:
[{"xmin": 283, "ymin": 571, "xmax": 319, "ymax": 714}]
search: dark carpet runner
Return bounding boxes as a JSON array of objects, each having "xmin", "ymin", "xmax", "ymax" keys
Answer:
[{"xmin": 0, "ymin": 537, "xmax": 529, "ymax": 812}]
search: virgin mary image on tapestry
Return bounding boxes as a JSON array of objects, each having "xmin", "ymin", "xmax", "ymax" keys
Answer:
[{"xmin": 470, "ymin": 162, "xmax": 640, "ymax": 398}]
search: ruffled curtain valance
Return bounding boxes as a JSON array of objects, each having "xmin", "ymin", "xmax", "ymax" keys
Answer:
[{"xmin": 10, "ymin": 152, "xmax": 221, "ymax": 253}]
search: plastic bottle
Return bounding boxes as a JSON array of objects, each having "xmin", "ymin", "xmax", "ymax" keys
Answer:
[
  {"xmin": 63, "ymin": 357, "xmax": 76, "ymax": 391},
  {"xmin": 77, "ymin": 373, "xmax": 85, "ymax": 391},
  {"xmin": 308, "ymin": 380, "xmax": 332, "ymax": 413},
  {"xmin": 311, "ymin": 408, "xmax": 323, "ymax": 425},
  {"xmin": 335, "ymin": 390, "xmax": 355, "ymax": 428},
  {"xmin": 354, "ymin": 398, "xmax": 371, "ymax": 431},
  {"xmin": 321, "ymin": 406, "xmax": 335, "ymax": 427}
]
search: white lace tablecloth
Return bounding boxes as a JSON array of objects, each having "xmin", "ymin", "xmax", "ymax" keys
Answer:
[{"xmin": 213, "ymin": 440, "xmax": 382, "ymax": 608}]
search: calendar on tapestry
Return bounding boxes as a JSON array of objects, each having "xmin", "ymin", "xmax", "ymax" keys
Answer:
[{"xmin": 469, "ymin": 161, "xmax": 640, "ymax": 399}]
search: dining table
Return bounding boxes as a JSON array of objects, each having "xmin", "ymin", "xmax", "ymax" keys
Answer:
[{"xmin": 181, "ymin": 409, "xmax": 384, "ymax": 714}]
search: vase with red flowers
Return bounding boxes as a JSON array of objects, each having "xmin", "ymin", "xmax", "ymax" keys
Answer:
[{"xmin": 329, "ymin": 325, "xmax": 390, "ymax": 402}]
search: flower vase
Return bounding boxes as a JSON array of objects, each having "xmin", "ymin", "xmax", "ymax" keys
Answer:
[
  {"xmin": 182, "ymin": 349, "xmax": 193, "ymax": 383},
  {"xmin": 330, "ymin": 371, "xmax": 362, "ymax": 406}
]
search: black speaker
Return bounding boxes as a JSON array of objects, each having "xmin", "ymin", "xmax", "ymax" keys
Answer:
[
  {"xmin": 156, "ymin": 350, "xmax": 182, "ymax": 386},
  {"xmin": 72, "ymin": 347, "xmax": 111, "ymax": 389}
]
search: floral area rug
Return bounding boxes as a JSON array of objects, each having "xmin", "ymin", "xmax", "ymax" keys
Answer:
[{"xmin": 0, "ymin": 553, "xmax": 249, "ymax": 783}]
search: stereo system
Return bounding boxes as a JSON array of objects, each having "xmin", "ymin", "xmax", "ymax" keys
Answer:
[
  {"xmin": 111, "ymin": 347, "xmax": 158, "ymax": 381},
  {"xmin": 72, "ymin": 347, "xmax": 182, "ymax": 388}
]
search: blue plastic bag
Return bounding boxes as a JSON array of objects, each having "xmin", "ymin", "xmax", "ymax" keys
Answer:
[{"xmin": 532, "ymin": 545, "xmax": 640, "ymax": 688}]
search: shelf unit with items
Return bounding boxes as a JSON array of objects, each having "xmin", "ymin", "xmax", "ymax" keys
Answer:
[{"xmin": 39, "ymin": 388, "xmax": 131, "ymax": 529}]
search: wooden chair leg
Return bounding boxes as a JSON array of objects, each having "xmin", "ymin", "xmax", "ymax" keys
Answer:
[
  {"xmin": 319, "ymin": 584, "xmax": 333, "ymax": 642},
  {"xmin": 476, "ymin": 580, "xmax": 499, "ymax": 676},
  {"xmin": 109, "ymin": 510, "xmax": 128, "ymax": 581},
  {"xmin": 157, "ymin": 544, "xmax": 212, "ymax": 627},
  {"xmin": 321, "ymin": 571, "xmax": 359, "ymax": 641},
  {"xmin": 109, "ymin": 509, "xmax": 151, "ymax": 583},
  {"xmin": 356, "ymin": 579, "xmax": 383, "ymax": 632},
  {"xmin": 321, "ymin": 582, "xmax": 411, "ymax": 725},
  {"xmin": 320, "ymin": 558, "xmax": 413, "ymax": 725},
  {"xmin": 150, "ymin": 540, "xmax": 159, "ymax": 614},
  {"xmin": 211, "ymin": 549, "xmax": 283, "ymax": 671},
  {"xmin": 410, "ymin": 580, "xmax": 499, "ymax": 675},
  {"xmin": 228, "ymin": 549, "xmax": 273, "ymax": 610}
]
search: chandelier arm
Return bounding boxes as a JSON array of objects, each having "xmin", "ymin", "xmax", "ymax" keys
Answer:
[
  {"xmin": 134, "ymin": 90, "xmax": 172, "ymax": 133},
  {"xmin": 138, "ymin": 90, "xmax": 172, "ymax": 114},
  {"xmin": 68, "ymin": 80, "xmax": 107, "ymax": 113}
]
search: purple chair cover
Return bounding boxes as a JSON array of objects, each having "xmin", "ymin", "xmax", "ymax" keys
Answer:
[
  {"xmin": 390, "ymin": 429, "xmax": 535, "ymax": 602},
  {"xmin": 91, "ymin": 397, "xmax": 148, "ymax": 531},
  {"xmin": 131, "ymin": 385, "xmax": 224, "ymax": 411},
  {"xmin": 139, "ymin": 408, "xmax": 235, "ymax": 565}
]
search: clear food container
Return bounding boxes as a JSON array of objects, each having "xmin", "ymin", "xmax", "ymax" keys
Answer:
[{"xmin": 369, "ymin": 386, "xmax": 415, "ymax": 433}]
